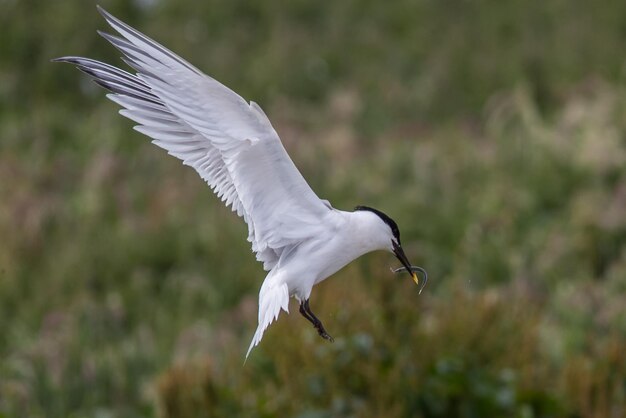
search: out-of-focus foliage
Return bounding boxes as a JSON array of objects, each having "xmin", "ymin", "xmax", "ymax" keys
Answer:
[{"xmin": 1, "ymin": 1, "xmax": 625, "ymax": 417}]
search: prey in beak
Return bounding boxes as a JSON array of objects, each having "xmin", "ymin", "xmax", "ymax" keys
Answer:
[{"xmin": 392, "ymin": 241, "xmax": 428, "ymax": 294}]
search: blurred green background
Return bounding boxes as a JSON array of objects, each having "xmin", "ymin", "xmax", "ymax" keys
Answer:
[{"xmin": 1, "ymin": 0, "xmax": 626, "ymax": 417}]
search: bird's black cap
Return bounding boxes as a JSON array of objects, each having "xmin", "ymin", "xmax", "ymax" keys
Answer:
[{"xmin": 354, "ymin": 206, "xmax": 401, "ymax": 244}]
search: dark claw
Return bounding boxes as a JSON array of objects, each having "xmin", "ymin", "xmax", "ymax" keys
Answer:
[
  {"xmin": 299, "ymin": 299, "xmax": 334, "ymax": 342},
  {"xmin": 316, "ymin": 325, "xmax": 334, "ymax": 342}
]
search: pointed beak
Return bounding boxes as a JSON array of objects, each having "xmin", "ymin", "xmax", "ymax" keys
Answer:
[
  {"xmin": 393, "ymin": 242, "xmax": 419, "ymax": 285},
  {"xmin": 391, "ymin": 241, "xmax": 428, "ymax": 294}
]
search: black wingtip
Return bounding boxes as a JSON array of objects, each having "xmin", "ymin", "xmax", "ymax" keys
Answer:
[
  {"xmin": 96, "ymin": 30, "xmax": 115, "ymax": 44},
  {"xmin": 97, "ymin": 30, "xmax": 119, "ymax": 44},
  {"xmin": 96, "ymin": 4, "xmax": 117, "ymax": 24},
  {"xmin": 51, "ymin": 56, "xmax": 76, "ymax": 64}
]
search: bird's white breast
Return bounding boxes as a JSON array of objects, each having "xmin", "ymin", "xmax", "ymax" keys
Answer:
[{"xmin": 275, "ymin": 209, "xmax": 392, "ymax": 299}]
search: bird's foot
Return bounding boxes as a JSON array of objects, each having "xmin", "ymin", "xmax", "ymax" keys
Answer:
[
  {"xmin": 300, "ymin": 299, "xmax": 334, "ymax": 342},
  {"xmin": 315, "ymin": 324, "xmax": 334, "ymax": 342}
]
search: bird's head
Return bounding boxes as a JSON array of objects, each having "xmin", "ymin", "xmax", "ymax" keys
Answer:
[{"xmin": 354, "ymin": 206, "xmax": 423, "ymax": 288}]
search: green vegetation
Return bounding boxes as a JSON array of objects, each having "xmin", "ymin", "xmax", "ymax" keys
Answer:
[{"xmin": 1, "ymin": 1, "xmax": 625, "ymax": 417}]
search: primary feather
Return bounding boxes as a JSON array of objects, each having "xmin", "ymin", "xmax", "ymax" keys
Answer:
[{"xmin": 56, "ymin": 6, "xmax": 331, "ymax": 273}]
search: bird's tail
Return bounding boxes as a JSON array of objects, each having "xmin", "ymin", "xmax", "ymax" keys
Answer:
[{"xmin": 245, "ymin": 281, "xmax": 290, "ymax": 359}]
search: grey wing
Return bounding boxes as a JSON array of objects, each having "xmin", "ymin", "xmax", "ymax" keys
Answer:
[{"xmin": 55, "ymin": 6, "xmax": 332, "ymax": 270}]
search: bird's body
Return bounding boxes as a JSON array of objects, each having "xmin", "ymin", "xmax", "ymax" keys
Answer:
[
  {"xmin": 247, "ymin": 207, "xmax": 402, "ymax": 355},
  {"xmin": 275, "ymin": 209, "xmax": 393, "ymax": 298},
  {"xmin": 56, "ymin": 7, "xmax": 425, "ymax": 358}
]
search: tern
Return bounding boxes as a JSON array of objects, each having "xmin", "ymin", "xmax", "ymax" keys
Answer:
[{"xmin": 55, "ymin": 6, "xmax": 427, "ymax": 358}]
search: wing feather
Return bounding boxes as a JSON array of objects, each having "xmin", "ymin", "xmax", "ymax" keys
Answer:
[{"xmin": 54, "ymin": 7, "xmax": 331, "ymax": 271}]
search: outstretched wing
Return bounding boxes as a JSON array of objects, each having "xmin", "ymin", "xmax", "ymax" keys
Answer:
[{"xmin": 55, "ymin": 6, "xmax": 331, "ymax": 271}]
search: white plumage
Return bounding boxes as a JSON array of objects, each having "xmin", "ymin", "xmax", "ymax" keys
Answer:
[{"xmin": 56, "ymin": 6, "xmax": 424, "ymax": 358}]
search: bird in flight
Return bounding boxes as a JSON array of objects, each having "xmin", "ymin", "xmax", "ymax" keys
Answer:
[{"xmin": 55, "ymin": 6, "xmax": 427, "ymax": 358}]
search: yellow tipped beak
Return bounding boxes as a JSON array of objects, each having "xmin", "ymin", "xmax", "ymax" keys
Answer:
[
  {"xmin": 412, "ymin": 272, "xmax": 419, "ymax": 286},
  {"xmin": 392, "ymin": 264, "xmax": 428, "ymax": 294}
]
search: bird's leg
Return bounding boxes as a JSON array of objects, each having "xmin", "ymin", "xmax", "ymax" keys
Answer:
[
  {"xmin": 298, "ymin": 300, "xmax": 316, "ymax": 323},
  {"xmin": 299, "ymin": 299, "xmax": 334, "ymax": 342}
]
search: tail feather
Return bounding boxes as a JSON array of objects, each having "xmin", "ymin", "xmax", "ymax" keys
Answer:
[{"xmin": 246, "ymin": 282, "xmax": 289, "ymax": 359}]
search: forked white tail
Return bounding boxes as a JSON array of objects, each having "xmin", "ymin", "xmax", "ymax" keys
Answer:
[{"xmin": 246, "ymin": 281, "xmax": 290, "ymax": 359}]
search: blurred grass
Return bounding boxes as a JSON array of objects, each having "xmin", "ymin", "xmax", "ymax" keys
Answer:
[{"xmin": 1, "ymin": 0, "xmax": 626, "ymax": 417}]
